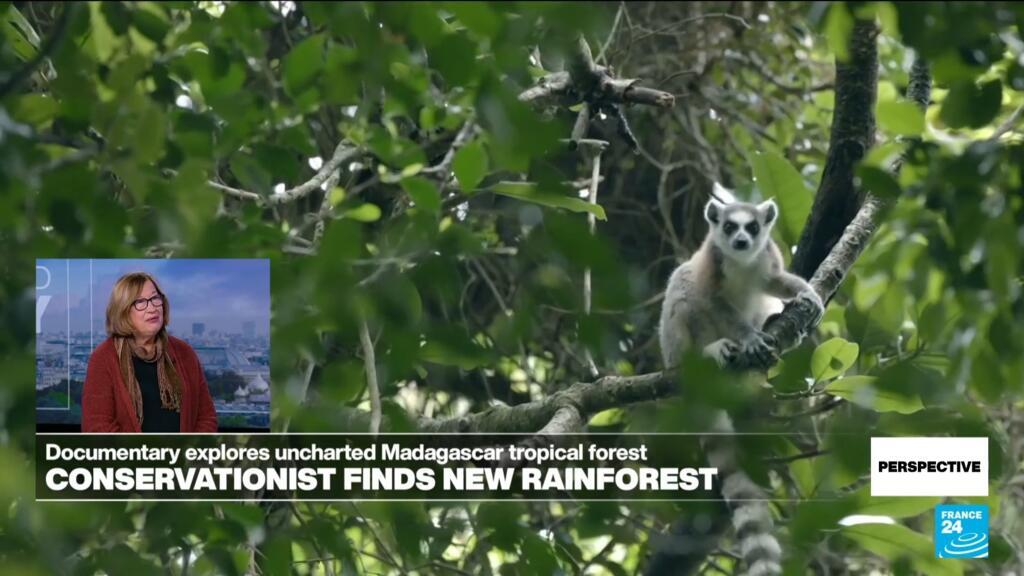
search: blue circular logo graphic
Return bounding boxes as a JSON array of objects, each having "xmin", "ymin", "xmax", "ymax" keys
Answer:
[{"xmin": 940, "ymin": 532, "xmax": 988, "ymax": 557}]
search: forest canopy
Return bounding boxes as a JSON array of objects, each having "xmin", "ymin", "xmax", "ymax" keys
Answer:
[{"xmin": 2, "ymin": 1, "xmax": 1024, "ymax": 575}]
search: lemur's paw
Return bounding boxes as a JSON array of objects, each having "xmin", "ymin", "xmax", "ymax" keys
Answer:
[
  {"xmin": 798, "ymin": 289, "xmax": 824, "ymax": 323},
  {"xmin": 740, "ymin": 330, "xmax": 779, "ymax": 370},
  {"xmin": 704, "ymin": 338, "xmax": 739, "ymax": 367}
]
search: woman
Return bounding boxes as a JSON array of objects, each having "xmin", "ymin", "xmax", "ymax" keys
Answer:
[{"xmin": 82, "ymin": 272, "xmax": 218, "ymax": 433}]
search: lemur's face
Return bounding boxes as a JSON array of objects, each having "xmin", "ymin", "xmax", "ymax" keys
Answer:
[{"xmin": 704, "ymin": 199, "xmax": 777, "ymax": 263}]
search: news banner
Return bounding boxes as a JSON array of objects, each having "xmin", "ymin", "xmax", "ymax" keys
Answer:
[{"xmin": 37, "ymin": 433, "xmax": 994, "ymax": 559}]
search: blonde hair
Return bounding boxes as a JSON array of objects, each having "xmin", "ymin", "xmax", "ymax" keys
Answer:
[{"xmin": 105, "ymin": 272, "xmax": 170, "ymax": 336}]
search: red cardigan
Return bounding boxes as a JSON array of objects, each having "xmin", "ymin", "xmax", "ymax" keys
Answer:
[{"xmin": 82, "ymin": 335, "xmax": 219, "ymax": 433}]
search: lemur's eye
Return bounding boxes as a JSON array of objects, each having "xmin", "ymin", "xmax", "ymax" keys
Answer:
[
  {"xmin": 746, "ymin": 222, "xmax": 760, "ymax": 236},
  {"xmin": 723, "ymin": 222, "xmax": 737, "ymax": 234}
]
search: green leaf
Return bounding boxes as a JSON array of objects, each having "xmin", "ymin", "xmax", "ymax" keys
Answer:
[
  {"xmin": 420, "ymin": 326, "xmax": 492, "ymax": 370},
  {"xmin": 491, "ymin": 182, "xmax": 606, "ymax": 220},
  {"xmin": 521, "ymin": 532, "xmax": 559, "ymax": 575},
  {"xmin": 826, "ymin": 376, "xmax": 924, "ymax": 414},
  {"xmin": 401, "ymin": 177, "xmax": 441, "ymax": 214},
  {"xmin": 320, "ymin": 361, "xmax": 364, "ymax": 403},
  {"xmin": 343, "ymin": 203, "xmax": 382, "ymax": 222},
  {"xmin": 260, "ymin": 535, "xmax": 292, "ymax": 576},
  {"xmin": 430, "ymin": 32, "xmax": 477, "ymax": 87},
  {"xmin": 131, "ymin": 5, "xmax": 171, "ymax": 44},
  {"xmin": 283, "ymin": 33, "xmax": 326, "ymax": 96},
  {"xmin": 843, "ymin": 524, "xmax": 962, "ymax": 576},
  {"xmin": 588, "ymin": 408, "xmax": 626, "ymax": 427},
  {"xmin": 876, "ymin": 100, "xmax": 925, "ymax": 136},
  {"xmin": 856, "ymin": 165, "xmax": 902, "ymax": 200},
  {"xmin": 2, "ymin": 5, "xmax": 39, "ymax": 61},
  {"xmin": 749, "ymin": 150, "xmax": 811, "ymax": 246},
  {"xmin": 940, "ymin": 79, "xmax": 1003, "ymax": 129},
  {"xmin": 134, "ymin": 102, "xmax": 166, "ymax": 164},
  {"xmin": 854, "ymin": 495, "xmax": 942, "ymax": 519},
  {"xmin": 811, "ymin": 337, "xmax": 859, "ymax": 381},
  {"xmin": 328, "ymin": 186, "xmax": 346, "ymax": 207},
  {"xmin": 784, "ymin": 440, "xmax": 818, "ymax": 497},
  {"xmin": 477, "ymin": 502, "xmax": 525, "ymax": 552},
  {"xmin": 446, "ymin": 2, "xmax": 501, "ymax": 37},
  {"xmin": 88, "ymin": 2, "xmax": 121, "ymax": 61},
  {"xmin": 218, "ymin": 503, "xmax": 265, "ymax": 529},
  {"xmin": 824, "ymin": 2, "xmax": 853, "ymax": 62},
  {"xmin": 7, "ymin": 94, "xmax": 59, "ymax": 126},
  {"xmin": 230, "ymin": 152, "xmax": 273, "ymax": 196},
  {"xmin": 400, "ymin": 162, "xmax": 424, "ymax": 178},
  {"xmin": 453, "ymin": 141, "xmax": 488, "ymax": 192}
]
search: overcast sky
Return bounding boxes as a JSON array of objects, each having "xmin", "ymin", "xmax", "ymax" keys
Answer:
[{"xmin": 36, "ymin": 259, "xmax": 270, "ymax": 339}]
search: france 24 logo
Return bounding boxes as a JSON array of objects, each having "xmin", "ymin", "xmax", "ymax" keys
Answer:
[{"xmin": 935, "ymin": 504, "xmax": 988, "ymax": 558}]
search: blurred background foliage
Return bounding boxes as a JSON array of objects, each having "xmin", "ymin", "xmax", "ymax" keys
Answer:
[{"xmin": 2, "ymin": 1, "xmax": 1024, "ymax": 574}]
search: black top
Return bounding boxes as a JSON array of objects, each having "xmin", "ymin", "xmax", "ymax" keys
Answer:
[{"xmin": 133, "ymin": 355, "xmax": 181, "ymax": 433}]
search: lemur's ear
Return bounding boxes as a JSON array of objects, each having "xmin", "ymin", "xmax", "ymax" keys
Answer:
[
  {"xmin": 705, "ymin": 199, "xmax": 724, "ymax": 225},
  {"xmin": 758, "ymin": 199, "xmax": 778, "ymax": 225}
]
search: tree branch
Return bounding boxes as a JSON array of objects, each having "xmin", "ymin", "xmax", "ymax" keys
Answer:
[
  {"xmin": 791, "ymin": 18, "xmax": 879, "ymax": 279},
  {"xmin": 268, "ymin": 141, "xmax": 361, "ymax": 206},
  {"xmin": 212, "ymin": 141, "xmax": 361, "ymax": 206},
  {"xmin": 418, "ymin": 371, "xmax": 673, "ymax": 433},
  {"xmin": 359, "ymin": 319, "xmax": 382, "ymax": 435},
  {"xmin": 582, "ymin": 149, "xmax": 602, "ymax": 378},
  {"xmin": 421, "ymin": 120, "xmax": 477, "ymax": 180},
  {"xmin": 517, "ymin": 35, "xmax": 675, "ymax": 110}
]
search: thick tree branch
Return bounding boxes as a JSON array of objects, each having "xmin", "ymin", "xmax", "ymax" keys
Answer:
[
  {"xmin": 517, "ymin": 71, "xmax": 572, "ymax": 107},
  {"xmin": 418, "ymin": 371, "xmax": 674, "ymax": 433},
  {"xmin": 733, "ymin": 56, "xmax": 930, "ymax": 369},
  {"xmin": 518, "ymin": 36, "xmax": 675, "ymax": 110},
  {"xmin": 791, "ymin": 18, "xmax": 879, "ymax": 279}
]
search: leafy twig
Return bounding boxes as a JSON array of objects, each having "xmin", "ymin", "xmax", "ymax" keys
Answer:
[
  {"xmin": 0, "ymin": 3, "xmax": 79, "ymax": 98},
  {"xmin": 360, "ymin": 318, "xmax": 382, "ymax": 435}
]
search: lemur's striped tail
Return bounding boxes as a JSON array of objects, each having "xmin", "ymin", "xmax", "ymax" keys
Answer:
[{"xmin": 703, "ymin": 411, "xmax": 782, "ymax": 576}]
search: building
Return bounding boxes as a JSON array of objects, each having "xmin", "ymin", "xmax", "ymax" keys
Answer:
[
  {"xmin": 243, "ymin": 321, "xmax": 254, "ymax": 339},
  {"xmin": 192, "ymin": 323, "xmax": 205, "ymax": 337}
]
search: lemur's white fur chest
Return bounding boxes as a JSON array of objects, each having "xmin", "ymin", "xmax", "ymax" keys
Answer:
[{"xmin": 720, "ymin": 255, "xmax": 779, "ymax": 325}]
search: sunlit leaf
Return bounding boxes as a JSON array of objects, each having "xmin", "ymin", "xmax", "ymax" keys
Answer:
[
  {"xmin": 843, "ymin": 524, "xmax": 962, "ymax": 576},
  {"xmin": 811, "ymin": 337, "xmax": 858, "ymax": 382},
  {"xmin": 749, "ymin": 150, "xmax": 811, "ymax": 246},
  {"xmin": 452, "ymin": 141, "xmax": 488, "ymax": 193},
  {"xmin": 343, "ymin": 203, "xmax": 382, "ymax": 222},
  {"xmin": 283, "ymin": 33, "xmax": 326, "ymax": 97},
  {"xmin": 876, "ymin": 100, "xmax": 925, "ymax": 136},
  {"xmin": 401, "ymin": 177, "xmax": 441, "ymax": 214},
  {"xmin": 491, "ymin": 182, "xmax": 606, "ymax": 220},
  {"xmin": 826, "ymin": 376, "xmax": 924, "ymax": 414}
]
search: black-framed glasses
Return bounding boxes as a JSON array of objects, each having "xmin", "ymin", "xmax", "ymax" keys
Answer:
[{"xmin": 131, "ymin": 295, "xmax": 164, "ymax": 311}]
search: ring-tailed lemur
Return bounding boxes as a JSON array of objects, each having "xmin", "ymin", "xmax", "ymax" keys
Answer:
[{"xmin": 657, "ymin": 194, "xmax": 822, "ymax": 576}]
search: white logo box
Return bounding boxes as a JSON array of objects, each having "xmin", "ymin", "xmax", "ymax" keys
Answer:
[{"xmin": 871, "ymin": 437, "xmax": 989, "ymax": 497}]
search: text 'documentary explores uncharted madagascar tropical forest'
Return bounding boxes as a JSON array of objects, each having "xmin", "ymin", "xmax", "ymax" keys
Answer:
[{"xmin": 3, "ymin": 1, "xmax": 1024, "ymax": 575}]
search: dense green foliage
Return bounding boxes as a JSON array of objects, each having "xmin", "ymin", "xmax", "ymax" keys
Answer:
[{"xmin": 2, "ymin": 1, "xmax": 1024, "ymax": 574}]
